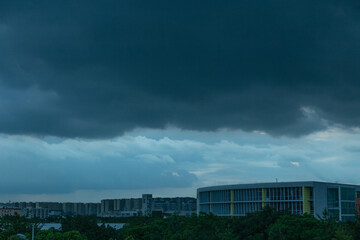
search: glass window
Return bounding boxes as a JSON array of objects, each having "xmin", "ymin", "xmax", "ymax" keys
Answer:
[
  {"xmin": 356, "ymin": 191, "xmax": 360, "ymax": 198},
  {"xmin": 210, "ymin": 190, "xmax": 230, "ymax": 203},
  {"xmin": 211, "ymin": 203, "xmax": 230, "ymax": 215},
  {"xmin": 342, "ymin": 216, "xmax": 355, "ymax": 222},
  {"xmin": 341, "ymin": 187, "xmax": 355, "ymax": 201},
  {"xmin": 341, "ymin": 202, "xmax": 356, "ymax": 215},
  {"xmin": 199, "ymin": 204, "xmax": 210, "ymax": 213},
  {"xmin": 199, "ymin": 192, "xmax": 210, "ymax": 203},
  {"xmin": 327, "ymin": 188, "xmax": 339, "ymax": 208}
]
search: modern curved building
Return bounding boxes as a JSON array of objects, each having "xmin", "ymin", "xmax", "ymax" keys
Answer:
[{"xmin": 197, "ymin": 181, "xmax": 360, "ymax": 221}]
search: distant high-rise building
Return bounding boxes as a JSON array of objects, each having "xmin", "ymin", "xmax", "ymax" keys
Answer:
[
  {"xmin": 74, "ymin": 203, "xmax": 86, "ymax": 216},
  {"xmin": 101, "ymin": 199, "xmax": 115, "ymax": 215},
  {"xmin": 142, "ymin": 194, "xmax": 153, "ymax": 216},
  {"xmin": 85, "ymin": 203, "xmax": 101, "ymax": 216},
  {"xmin": 0, "ymin": 201, "xmax": 102, "ymax": 217},
  {"xmin": 36, "ymin": 202, "xmax": 62, "ymax": 212},
  {"xmin": 62, "ymin": 202, "xmax": 75, "ymax": 215},
  {"xmin": 28, "ymin": 208, "xmax": 49, "ymax": 219}
]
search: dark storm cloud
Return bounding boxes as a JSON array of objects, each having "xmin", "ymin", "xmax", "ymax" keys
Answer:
[{"xmin": 1, "ymin": 0, "xmax": 360, "ymax": 138}]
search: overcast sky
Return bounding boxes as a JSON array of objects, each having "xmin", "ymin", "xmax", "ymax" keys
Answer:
[{"xmin": 0, "ymin": 0, "xmax": 360, "ymax": 202}]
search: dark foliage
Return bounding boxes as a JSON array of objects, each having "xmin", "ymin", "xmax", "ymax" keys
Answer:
[
  {"xmin": 1, "ymin": 209, "xmax": 360, "ymax": 239},
  {"xmin": 61, "ymin": 215, "xmax": 117, "ymax": 240}
]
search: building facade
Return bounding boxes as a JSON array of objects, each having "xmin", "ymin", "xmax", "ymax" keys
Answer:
[
  {"xmin": 100, "ymin": 194, "xmax": 197, "ymax": 217},
  {"xmin": 0, "ymin": 207, "xmax": 21, "ymax": 217},
  {"xmin": 85, "ymin": 203, "xmax": 101, "ymax": 216},
  {"xmin": 142, "ymin": 194, "xmax": 153, "ymax": 216},
  {"xmin": 27, "ymin": 208, "xmax": 49, "ymax": 219},
  {"xmin": 0, "ymin": 202, "xmax": 101, "ymax": 218},
  {"xmin": 197, "ymin": 181, "xmax": 360, "ymax": 221}
]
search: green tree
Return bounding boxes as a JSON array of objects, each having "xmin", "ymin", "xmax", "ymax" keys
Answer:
[
  {"xmin": 35, "ymin": 229, "xmax": 87, "ymax": 240},
  {"xmin": 268, "ymin": 214, "xmax": 334, "ymax": 240},
  {"xmin": 230, "ymin": 206, "xmax": 280, "ymax": 240},
  {"xmin": 332, "ymin": 228, "xmax": 354, "ymax": 240},
  {"xmin": 61, "ymin": 216, "xmax": 118, "ymax": 240},
  {"xmin": 0, "ymin": 215, "xmax": 42, "ymax": 239}
]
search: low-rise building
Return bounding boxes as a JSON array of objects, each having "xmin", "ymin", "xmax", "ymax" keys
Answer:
[
  {"xmin": 197, "ymin": 181, "xmax": 360, "ymax": 221},
  {"xmin": 0, "ymin": 207, "xmax": 21, "ymax": 217}
]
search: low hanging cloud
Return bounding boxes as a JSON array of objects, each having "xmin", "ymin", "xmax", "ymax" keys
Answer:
[
  {"xmin": 0, "ymin": 0, "xmax": 359, "ymax": 138},
  {"xmin": 0, "ymin": 134, "xmax": 197, "ymax": 194},
  {"xmin": 1, "ymin": 127, "xmax": 360, "ymax": 196}
]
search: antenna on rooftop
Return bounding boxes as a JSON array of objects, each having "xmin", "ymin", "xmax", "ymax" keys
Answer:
[{"xmin": 276, "ymin": 178, "xmax": 278, "ymax": 183}]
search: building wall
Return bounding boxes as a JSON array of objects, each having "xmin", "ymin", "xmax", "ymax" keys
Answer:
[
  {"xmin": 36, "ymin": 202, "xmax": 62, "ymax": 212},
  {"xmin": 99, "ymin": 195, "xmax": 195, "ymax": 217},
  {"xmin": 28, "ymin": 208, "xmax": 49, "ymax": 219},
  {"xmin": 85, "ymin": 203, "xmax": 101, "ymax": 216},
  {"xmin": 313, "ymin": 182, "xmax": 327, "ymax": 217},
  {"xmin": 62, "ymin": 202, "xmax": 74, "ymax": 215},
  {"xmin": 101, "ymin": 199, "xmax": 115, "ymax": 214},
  {"xmin": 74, "ymin": 203, "xmax": 85, "ymax": 215},
  {"xmin": 0, "ymin": 208, "xmax": 21, "ymax": 217},
  {"xmin": 142, "ymin": 194, "xmax": 153, "ymax": 216}
]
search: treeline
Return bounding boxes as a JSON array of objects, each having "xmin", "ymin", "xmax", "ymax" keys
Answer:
[{"xmin": 1, "ymin": 207, "xmax": 360, "ymax": 240}]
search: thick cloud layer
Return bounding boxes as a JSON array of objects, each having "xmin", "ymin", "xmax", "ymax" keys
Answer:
[
  {"xmin": 1, "ymin": 127, "xmax": 360, "ymax": 199},
  {"xmin": 0, "ymin": 0, "xmax": 360, "ymax": 137},
  {"xmin": 0, "ymin": 133, "xmax": 197, "ymax": 194}
]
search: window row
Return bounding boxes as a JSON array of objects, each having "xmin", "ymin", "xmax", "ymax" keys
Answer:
[
  {"xmin": 341, "ymin": 202, "xmax": 356, "ymax": 215},
  {"xmin": 265, "ymin": 201, "xmax": 306, "ymax": 214},
  {"xmin": 199, "ymin": 201, "xmax": 312, "ymax": 216},
  {"xmin": 233, "ymin": 189, "xmax": 262, "ymax": 201},
  {"xmin": 199, "ymin": 187, "xmax": 311, "ymax": 203},
  {"xmin": 199, "ymin": 192, "xmax": 210, "ymax": 203},
  {"xmin": 265, "ymin": 187, "xmax": 306, "ymax": 201},
  {"xmin": 233, "ymin": 202, "xmax": 262, "ymax": 215},
  {"xmin": 211, "ymin": 190, "xmax": 230, "ymax": 202},
  {"xmin": 199, "ymin": 203, "xmax": 262, "ymax": 215},
  {"xmin": 341, "ymin": 187, "xmax": 355, "ymax": 201},
  {"xmin": 211, "ymin": 203, "xmax": 230, "ymax": 215},
  {"xmin": 327, "ymin": 187, "xmax": 356, "ymax": 210}
]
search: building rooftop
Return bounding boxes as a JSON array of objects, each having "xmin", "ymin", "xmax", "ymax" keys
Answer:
[{"xmin": 197, "ymin": 181, "xmax": 360, "ymax": 192}]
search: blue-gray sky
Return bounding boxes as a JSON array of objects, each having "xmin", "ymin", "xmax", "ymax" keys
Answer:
[{"xmin": 0, "ymin": 0, "xmax": 360, "ymax": 201}]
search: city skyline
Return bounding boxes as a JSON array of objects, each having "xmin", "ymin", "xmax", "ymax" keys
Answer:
[
  {"xmin": 1, "ymin": 1, "xmax": 360, "ymax": 202},
  {"xmin": 0, "ymin": 194, "xmax": 197, "ymax": 218}
]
